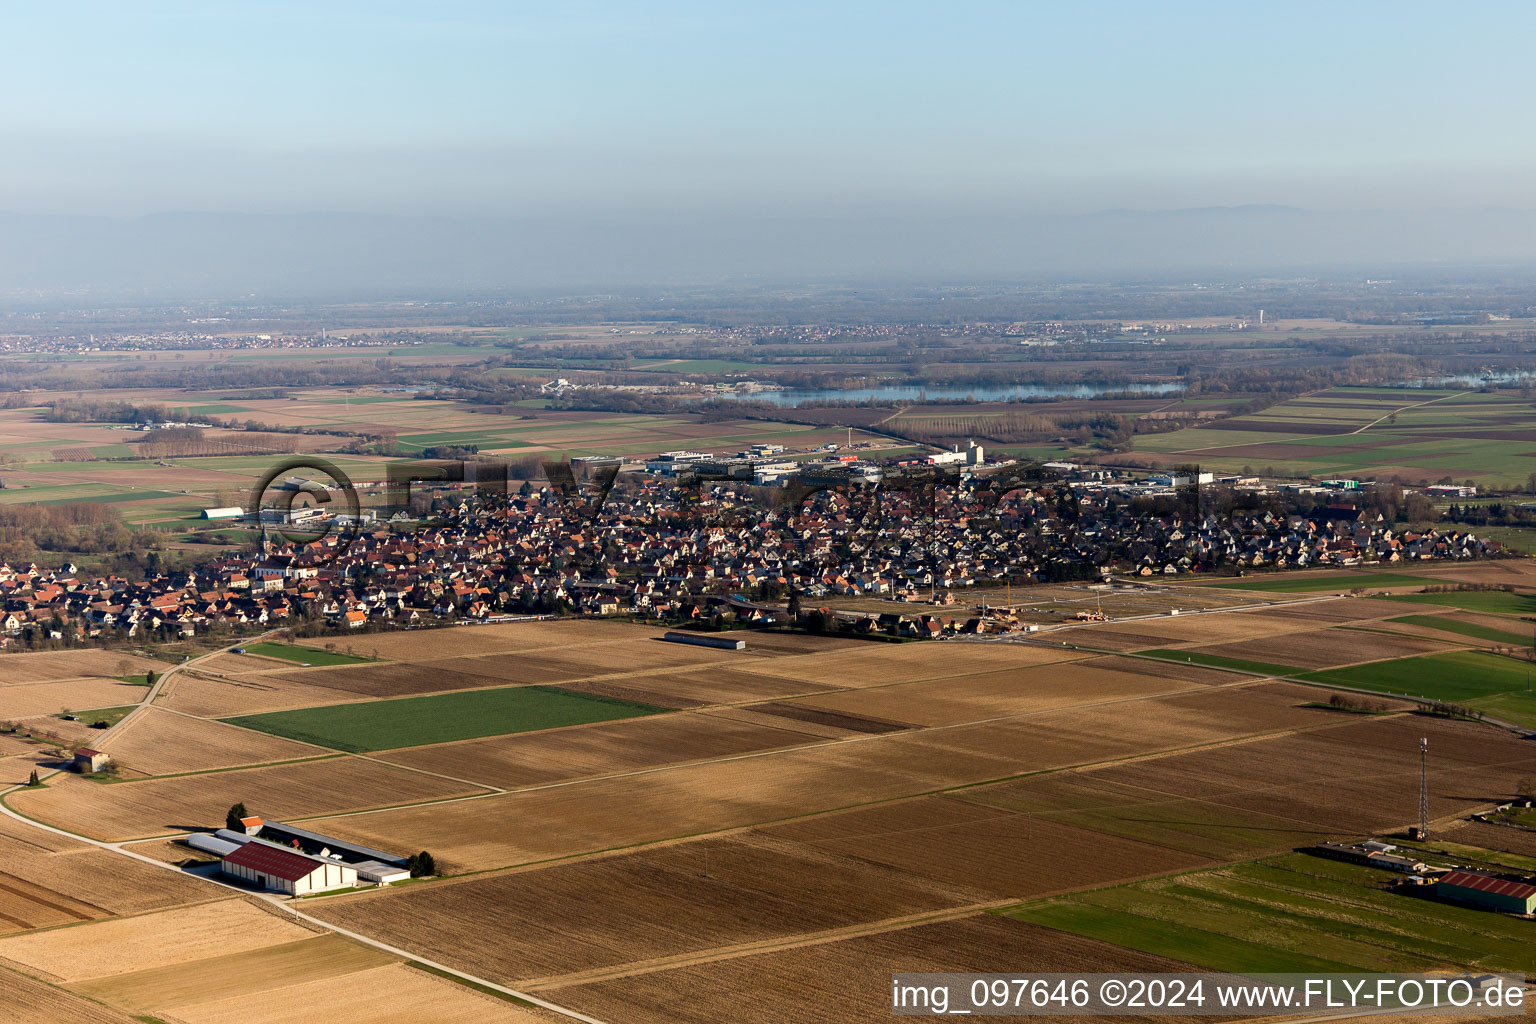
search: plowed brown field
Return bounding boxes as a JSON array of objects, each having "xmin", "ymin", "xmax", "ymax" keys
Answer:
[
  {"xmin": 102, "ymin": 708, "xmax": 327, "ymax": 775},
  {"xmin": 297, "ymin": 682, "xmax": 1336, "ymax": 871},
  {"xmin": 375, "ymin": 711, "xmax": 823, "ymax": 789},
  {"xmin": 551, "ymin": 916, "xmax": 1204, "ymax": 1024},
  {"xmin": 311, "ymin": 831, "xmax": 976, "ymax": 986},
  {"xmin": 7, "ymin": 755, "xmax": 484, "ymax": 841}
]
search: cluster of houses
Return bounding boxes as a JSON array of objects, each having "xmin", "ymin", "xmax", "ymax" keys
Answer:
[{"xmin": 0, "ymin": 464, "xmax": 1507, "ymax": 648}]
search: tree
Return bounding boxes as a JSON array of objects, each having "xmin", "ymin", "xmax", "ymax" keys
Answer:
[
  {"xmin": 27, "ymin": 769, "xmax": 39, "ymax": 787},
  {"xmin": 406, "ymin": 850, "xmax": 436, "ymax": 877},
  {"xmin": 225, "ymin": 802, "xmax": 250, "ymax": 831},
  {"xmin": 1517, "ymin": 776, "xmax": 1536, "ymax": 803},
  {"xmin": 144, "ymin": 670, "xmax": 157, "ymax": 687}
]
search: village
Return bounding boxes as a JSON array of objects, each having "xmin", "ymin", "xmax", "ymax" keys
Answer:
[{"xmin": 0, "ymin": 447, "xmax": 1505, "ymax": 649}]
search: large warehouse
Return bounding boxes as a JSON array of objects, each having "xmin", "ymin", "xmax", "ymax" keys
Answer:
[
  {"xmin": 1435, "ymin": 871, "xmax": 1536, "ymax": 915},
  {"xmin": 221, "ymin": 840, "xmax": 357, "ymax": 895}
]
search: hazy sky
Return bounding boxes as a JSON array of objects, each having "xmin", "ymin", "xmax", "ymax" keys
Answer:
[{"xmin": 5, "ymin": 1, "xmax": 1535, "ymax": 218}]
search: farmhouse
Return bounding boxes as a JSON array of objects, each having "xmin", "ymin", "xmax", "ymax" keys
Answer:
[
  {"xmin": 221, "ymin": 840, "xmax": 357, "ymax": 895},
  {"xmin": 1435, "ymin": 871, "xmax": 1536, "ymax": 915}
]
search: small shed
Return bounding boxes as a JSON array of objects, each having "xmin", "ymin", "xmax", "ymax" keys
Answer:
[
  {"xmin": 73, "ymin": 749, "xmax": 108, "ymax": 773},
  {"xmin": 238, "ymin": 815, "xmax": 264, "ymax": 836}
]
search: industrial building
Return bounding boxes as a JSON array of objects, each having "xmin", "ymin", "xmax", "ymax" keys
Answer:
[
  {"xmin": 1435, "ymin": 871, "xmax": 1536, "ymax": 915},
  {"xmin": 221, "ymin": 840, "xmax": 358, "ymax": 896}
]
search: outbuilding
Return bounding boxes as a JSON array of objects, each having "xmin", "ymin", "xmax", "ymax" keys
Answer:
[
  {"xmin": 662, "ymin": 631, "xmax": 745, "ymax": 651},
  {"xmin": 1436, "ymin": 871, "xmax": 1536, "ymax": 915},
  {"xmin": 221, "ymin": 841, "xmax": 357, "ymax": 895},
  {"xmin": 73, "ymin": 749, "xmax": 108, "ymax": 773}
]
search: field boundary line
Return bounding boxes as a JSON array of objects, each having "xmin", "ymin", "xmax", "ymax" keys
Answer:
[
  {"xmin": 519, "ymin": 902, "xmax": 1012, "ymax": 992},
  {"xmin": 1349, "ymin": 389, "xmax": 1472, "ymax": 434}
]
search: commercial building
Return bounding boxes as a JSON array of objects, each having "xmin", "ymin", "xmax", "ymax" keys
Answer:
[
  {"xmin": 644, "ymin": 450, "xmax": 712, "ymax": 475},
  {"xmin": 1435, "ymin": 871, "xmax": 1536, "ymax": 914}
]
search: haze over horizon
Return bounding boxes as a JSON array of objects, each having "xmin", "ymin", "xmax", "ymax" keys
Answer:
[{"xmin": 5, "ymin": 1, "xmax": 1536, "ymax": 295}]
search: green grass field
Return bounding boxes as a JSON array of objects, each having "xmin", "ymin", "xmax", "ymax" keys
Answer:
[
  {"xmin": 1208, "ymin": 572, "xmax": 1441, "ymax": 593},
  {"xmin": 222, "ymin": 685, "xmax": 667, "ymax": 752},
  {"xmin": 1002, "ymin": 853, "xmax": 1536, "ymax": 974},
  {"xmin": 237, "ymin": 642, "xmax": 376, "ymax": 666},
  {"xmin": 57, "ymin": 705, "xmax": 138, "ymax": 729},
  {"xmin": 1383, "ymin": 590, "xmax": 1536, "ymax": 615},
  {"xmin": 1387, "ymin": 614, "xmax": 1535, "ymax": 647},
  {"xmin": 1139, "ymin": 649, "xmax": 1300, "ymax": 675},
  {"xmin": 1126, "ymin": 387, "xmax": 1536, "ymax": 484},
  {"xmin": 1298, "ymin": 650, "xmax": 1536, "ymax": 724}
]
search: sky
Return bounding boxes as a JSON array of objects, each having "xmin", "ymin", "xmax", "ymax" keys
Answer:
[{"xmin": 5, "ymin": 0, "xmax": 1536, "ymax": 219}]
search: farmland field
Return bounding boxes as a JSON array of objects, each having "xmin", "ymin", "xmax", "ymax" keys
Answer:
[
  {"xmin": 1383, "ymin": 589, "xmax": 1536, "ymax": 616},
  {"xmin": 236, "ymin": 641, "xmax": 377, "ymax": 666},
  {"xmin": 292, "ymin": 682, "xmax": 1451, "ymax": 873},
  {"xmin": 1005, "ymin": 852, "xmax": 1536, "ymax": 974},
  {"xmin": 1207, "ymin": 571, "xmax": 1443, "ymax": 592},
  {"xmin": 374, "ymin": 711, "xmax": 827, "ymax": 789},
  {"xmin": 1187, "ymin": 627, "xmax": 1455, "ymax": 670},
  {"xmin": 0, "ymin": 966, "xmax": 142, "ymax": 1024},
  {"xmin": 0, "ymin": 898, "xmax": 313, "ymax": 981},
  {"xmin": 6, "ymin": 754, "xmax": 485, "ymax": 840},
  {"xmin": 1139, "ymin": 649, "xmax": 1301, "ymax": 675},
  {"xmin": 548, "ymin": 916, "xmax": 1202, "ymax": 1024},
  {"xmin": 1386, "ymin": 613, "xmax": 1535, "ymax": 646},
  {"xmin": 222, "ymin": 685, "xmax": 668, "ymax": 752},
  {"xmin": 1126, "ymin": 387, "xmax": 1536, "ymax": 485},
  {"xmin": 172, "ymin": 963, "xmax": 557, "ymax": 1024},
  {"xmin": 7, "ymin": 610, "xmax": 1536, "ymax": 1021},
  {"xmin": 101, "ymin": 707, "xmax": 330, "ymax": 775},
  {"xmin": 1297, "ymin": 649, "xmax": 1536, "ymax": 724}
]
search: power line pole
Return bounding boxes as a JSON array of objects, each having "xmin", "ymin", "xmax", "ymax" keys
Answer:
[{"xmin": 1419, "ymin": 737, "xmax": 1429, "ymax": 841}]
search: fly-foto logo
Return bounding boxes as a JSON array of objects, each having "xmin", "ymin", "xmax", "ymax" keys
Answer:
[{"xmin": 247, "ymin": 457, "xmax": 365, "ymax": 563}]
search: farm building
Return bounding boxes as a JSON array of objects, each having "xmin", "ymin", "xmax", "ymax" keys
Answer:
[
  {"xmin": 72, "ymin": 749, "xmax": 107, "ymax": 773},
  {"xmin": 663, "ymin": 631, "xmax": 745, "ymax": 651},
  {"xmin": 1312, "ymin": 842, "xmax": 1426, "ymax": 873},
  {"xmin": 187, "ymin": 832, "xmax": 244, "ymax": 857},
  {"xmin": 200, "ymin": 506, "xmax": 244, "ymax": 520},
  {"xmin": 1435, "ymin": 871, "xmax": 1536, "ymax": 914},
  {"xmin": 221, "ymin": 840, "xmax": 357, "ymax": 896},
  {"xmin": 249, "ymin": 821, "xmax": 411, "ymax": 883}
]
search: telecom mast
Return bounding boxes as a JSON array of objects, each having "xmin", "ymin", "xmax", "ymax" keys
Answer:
[{"xmin": 1419, "ymin": 737, "xmax": 1429, "ymax": 840}]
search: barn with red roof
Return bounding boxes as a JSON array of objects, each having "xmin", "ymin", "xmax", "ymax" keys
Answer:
[
  {"xmin": 1435, "ymin": 870, "xmax": 1536, "ymax": 915},
  {"xmin": 221, "ymin": 838, "xmax": 357, "ymax": 895}
]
